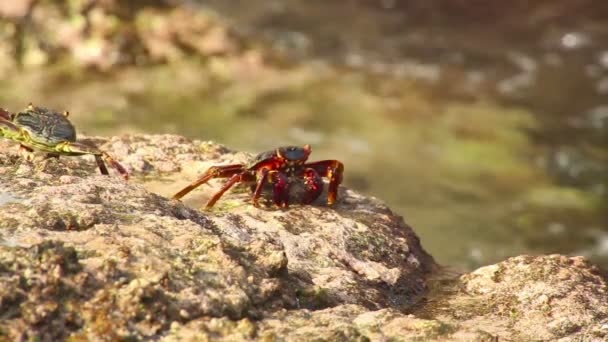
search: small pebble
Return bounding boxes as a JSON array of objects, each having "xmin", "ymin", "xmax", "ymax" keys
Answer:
[
  {"xmin": 170, "ymin": 321, "xmax": 181, "ymax": 331},
  {"xmin": 179, "ymin": 309, "xmax": 190, "ymax": 319}
]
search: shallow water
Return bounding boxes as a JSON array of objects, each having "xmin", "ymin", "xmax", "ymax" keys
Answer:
[{"xmin": 0, "ymin": 2, "xmax": 606, "ymax": 271}]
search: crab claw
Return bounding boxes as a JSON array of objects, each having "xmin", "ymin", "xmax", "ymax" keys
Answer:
[
  {"xmin": 302, "ymin": 168, "xmax": 324, "ymax": 204},
  {"xmin": 0, "ymin": 111, "xmax": 21, "ymax": 139}
]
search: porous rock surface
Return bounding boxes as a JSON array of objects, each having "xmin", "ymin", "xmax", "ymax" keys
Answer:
[{"xmin": 0, "ymin": 134, "xmax": 606, "ymax": 341}]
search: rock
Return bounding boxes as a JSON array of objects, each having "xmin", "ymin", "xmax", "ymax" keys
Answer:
[
  {"xmin": 0, "ymin": 0, "xmax": 34, "ymax": 19},
  {"xmin": 423, "ymin": 255, "xmax": 608, "ymax": 341},
  {"xmin": 165, "ymin": 304, "xmax": 494, "ymax": 341},
  {"xmin": 460, "ymin": 255, "xmax": 608, "ymax": 340},
  {"xmin": 0, "ymin": 134, "xmax": 606, "ymax": 341},
  {"xmin": 0, "ymin": 0, "xmax": 245, "ymax": 70},
  {"xmin": 0, "ymin": 134, "xmax": 434, "ymax": 340}
]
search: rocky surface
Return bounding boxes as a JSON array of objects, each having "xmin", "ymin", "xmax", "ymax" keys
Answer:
[
  {"xmin": 0, "ymin": 0, "xmax": 244, "ymax": 70},
  {"xmin": 422, "ymin": 255, "xmax": 608, "ymax": 341},
  {"xmin": 0, "ymin": 134, "xmax": 606, "ymax": 341}
]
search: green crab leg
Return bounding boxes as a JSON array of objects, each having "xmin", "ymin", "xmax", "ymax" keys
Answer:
[
  {"xmin": 94, "ymin": 155, "xmax": 110, "ymax": 176},
  {"xmin": 55, "ymin": 141, "xmax": 129, "ymax": 180},
  {"xmin": 18, "ymin": 144, "xmax": 35, "ymax": 161}
]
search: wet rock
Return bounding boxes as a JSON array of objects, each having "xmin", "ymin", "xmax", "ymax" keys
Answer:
[{"xmin": 0, "ymin": 134, "xmax": 606, "ymax": 340}]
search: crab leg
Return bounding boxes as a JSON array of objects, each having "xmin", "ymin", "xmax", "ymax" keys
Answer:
[
  {"xmin": 56, "ymin": 141, "xmax": 129, "ymax": 180},
  {"xmin": 94, "ymin": 155, "xmax": 110, "ymax": 176},
  {"xmin": 304, "ymin": 160, "xmax": 344, "ymax": 205},
  {"xmin": 205, "ymin": 173, "xmax": 256, "ymax": 208},
  {"xmin": 18, "ymin": 144, "xmax": 35, "ymax": 161},
  {"xmin": 44, "ymin": 152, "xmax": 60, "ymax": 160},
  {"xmin": 250, "ymin": 168, "xmax": 292, "ymax": 208},
  {"xmin": 100, "ymin": 152, "xmax": 128, "ymax": 180},
  {"xmin": 269, "ymin": 170, "xmax": 290, "ymax": 207},
  {"xmin": 251, "ymin": 168, "xmax": 270, "ymax": 207},
  {"xmin": 172, "ymin": 164, "xmax": 245, "ymax": 200}
]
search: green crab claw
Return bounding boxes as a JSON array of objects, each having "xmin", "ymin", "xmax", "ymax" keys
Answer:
[{"xmin": 0, "ymin": 113, "xmax": 22, "ymax": 141}]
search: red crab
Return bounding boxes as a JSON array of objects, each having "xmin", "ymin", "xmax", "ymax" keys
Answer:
[{"xmin": 172, "ymin": 145, "xmax": 344, "ymax": 208}]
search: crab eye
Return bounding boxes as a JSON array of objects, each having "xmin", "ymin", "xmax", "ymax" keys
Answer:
[{"xmin": 278, "ymin": 146, "xmax": 298, "ymax": 160}]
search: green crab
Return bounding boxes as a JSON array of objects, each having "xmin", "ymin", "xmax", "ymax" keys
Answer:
[{"xmin": 0, "ymin": 104, "xmax": 128, "ymax": 179}]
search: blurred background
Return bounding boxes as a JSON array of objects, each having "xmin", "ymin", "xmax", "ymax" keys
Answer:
[{"xmin": 0, "ymin": 0, "xmax": 606, "ymax": 271}]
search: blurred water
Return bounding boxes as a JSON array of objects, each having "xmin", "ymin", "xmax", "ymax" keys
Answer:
[
  {"xmin": 0, "ymin": 1, "xmax": 606, "ymax": 270},
  {"xmin": 193, "ymin": 0, "xmax": 608, "ymax": 270}
]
